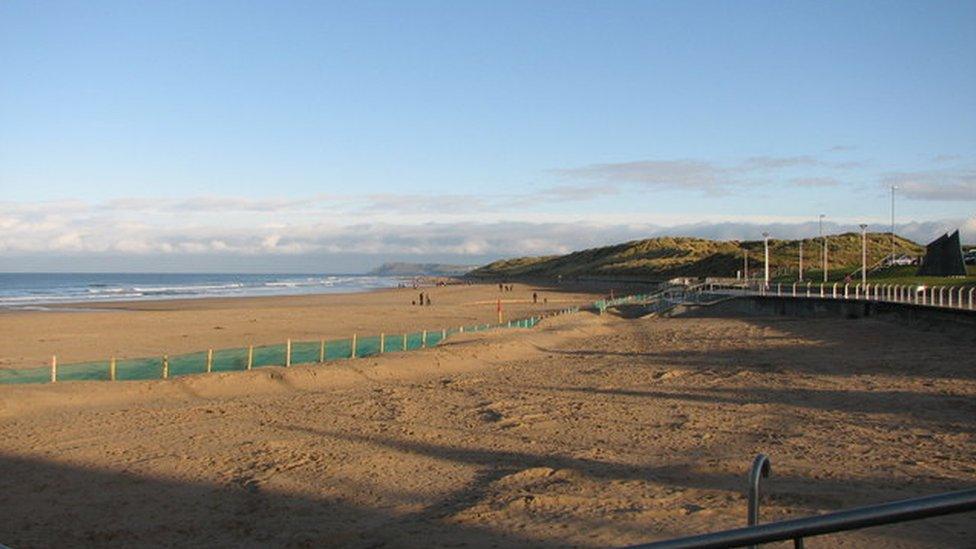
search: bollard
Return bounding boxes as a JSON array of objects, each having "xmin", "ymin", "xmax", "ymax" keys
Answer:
[
  {"xmin": 162, "ymin": 355, "xmax": 169, "ymax": 379},
  {"xmin": 320, "ymin": 339, "xmax": 326, "ymax": 362},
  {"xmin": 206, "ymin": 348, "xmax": 213, "ymax": 373},
  {"xmin": 50, "ymin": 355, "xmax": 57, "ymax": 383},
  {"xmin": 285, "ymin": 339, "xmax": 291, "ymax": 367},
  {"xmin": 351, "ymin": 334, "xmax": 357, "ymax": 358},
  {"xmin": 109, "ymin": 357, "xmax": 116, "ymax": 381},
  {"xmin": 380, "ymin": 333, "xmax": 385, "ymax": 353},
  {"xmin": 247, "ymin": 345, "xmax": 253, "ymax": 370},
  {"xmin": 421, "ymin": 330, "xmax": 427, "ymax": 348}
]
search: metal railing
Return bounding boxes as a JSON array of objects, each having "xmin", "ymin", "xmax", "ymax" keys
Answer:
[
  {"xmin": 703, "ymin": 281, "xmax": 976, "ymax": 311},
  {"xmin": 627, "ymin": 455, "xmax": 976, "ymax": 548}
]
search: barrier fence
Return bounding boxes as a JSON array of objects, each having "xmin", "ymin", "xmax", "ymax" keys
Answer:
[
  {"xmin": 1, "ymin": 308, "xmax": 580, "ymax": 385},
  {"xmin": 705, "ymin": 280, "xmax": 976, "ymax": 311}
]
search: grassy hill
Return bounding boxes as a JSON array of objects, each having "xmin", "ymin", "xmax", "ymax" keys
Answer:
[{"xmin": 468, "ymin": 234, "xmax": 924, "ymax": 281}]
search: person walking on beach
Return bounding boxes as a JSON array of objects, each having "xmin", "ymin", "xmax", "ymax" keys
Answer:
[
  {"xmin": 425, "ymin": 295, "xmax": 431, "ymax": 306},
  {"xmin": 533, "ymin": 292, "xmax": 538, "ymax": 304}
]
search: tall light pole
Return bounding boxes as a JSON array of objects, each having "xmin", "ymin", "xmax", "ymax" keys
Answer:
[
  {"xmin": 859, "ymin": 224, "xmax": 868, "ymax": 286},
  {"xmin": 890, "ymin": 185, "xmax": 897, "ymax": 264},
  {"xmin": 798, "ymin": 240, "xmax": 803, "ymax": 282},
  {"xmin": 762, "ymin": 232, "xmax": 770, "ymax": 287},
  {"xmin": 820, "ymin": 214, "xmax": 828, "ymax": 282}
]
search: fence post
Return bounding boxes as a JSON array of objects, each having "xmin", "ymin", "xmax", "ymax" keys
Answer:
[
  {"xmin": 969, "ymin": 287, "xmax": 974, "ymax": 310},
  {"xmin": 110, "ymin": 357, "xmax": 116, "ymax": 381},
  {"xmin": 832, "ymin": 283, "xmax": 838, "ymax": 298},
  {"xmin": 320, "ymin": 339, "xmax": 326, "ymax": 362},
  {"xmin": 820, "ymin": 283, "xmax": 825, "ymax": 298},
  {"xmin": 380, "ymin": 333, "xmax": 385, "ymax": 353},
  {"xmin": 421, "ymin": 330, "xmax": 427, "ymax": 348},
  {"xmin": 792, "ymin": 283, "xmax": 797, "ymax": 296},
  {"xmin": 285, "ymin": 339, "xmax": 291, "ymax": 367},
  {"xmin": 50, "ymin": 355, "xmax": 57, "ymax": 383},
  {"xmin": 806, "ymin": 282, "xmax": 811, "ymax": 297},
  {"xmin": 351, "ymin": 334, "xmax": 357, "ymax": 358},
  {"xmin": 938, "ymin": 287, "xmax": 945, "ymax": 307},
  {"xmin": 247, "ymin": 345, "xmax": 253, "ymax": 370},
  {"xmin": 206, "ymin": 348, "xmax": 213, "ymax": 373},
  {"xmin": 162, "ymin": 355, "xmax": 169, "ymax": 379}
]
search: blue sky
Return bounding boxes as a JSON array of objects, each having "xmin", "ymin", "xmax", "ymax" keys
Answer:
[{"xmin": 1, "ymin": 1, "xmax": 974, "ymax": 271}]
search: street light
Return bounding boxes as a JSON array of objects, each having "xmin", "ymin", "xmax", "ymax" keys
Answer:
[
  {"xmin": 798, "ymin": 240, "xmax": 803, "ymax": 282},
  {"xmin": 859, "ymin": 224, "xmax": 868, "ymax": 286},
  {"xmin": 819, "ymin": 214, "xmax": 828, "ymax": 282},
  {"xmin": 762, "ymin": 232, "xmax": 770, "ymax": 287},
  {"xmin": 890, "ymin": 185, "xmax": 898, "ymax": 264}
]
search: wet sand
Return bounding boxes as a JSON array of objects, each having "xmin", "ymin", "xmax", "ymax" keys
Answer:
[{"xmin": 0, "ymin": 301, "xmax": 973, "ymax": 547}]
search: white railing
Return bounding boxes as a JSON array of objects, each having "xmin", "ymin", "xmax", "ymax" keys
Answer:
[{"xmin": 701, "ymin": 281, "xmax": 975, "ymax": 311}]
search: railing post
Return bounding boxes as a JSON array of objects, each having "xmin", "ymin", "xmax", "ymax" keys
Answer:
[
  {"xmin": 820, "ymin": 283, "xmax": 825, "ymax": 298},
  {"xmin": 806, "ymin": 282, "xmax": 811, "ymax": 297},
  {"xmin": 832, "ymin": 283, "xmax": 838, "ymax": 298},
  {"xmin": 938, "ymin": 286, "xmax": 945, "ymax": 307},
  {"xmin": 748, "ymin": 453, "xmax": 772, "ymax": 549},
  {"xmin": 844, "ymin": 284, "xmax": 849, "ymax": 299},
  {"xmin": 792, "ymin": 282, "xmax": 797, "ymax": 297},
  {"xmin": 970, "ymin": 287, "xmax": 975, "ymax": 310}
]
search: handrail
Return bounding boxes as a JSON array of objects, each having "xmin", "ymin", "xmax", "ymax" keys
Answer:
[{"xmin": 626, "ymin": 488, "xmax": 976, "ymax": 549}]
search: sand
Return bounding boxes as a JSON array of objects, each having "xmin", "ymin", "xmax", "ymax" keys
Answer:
[
  {"xmin": 0, "ymin": 282, "xmax": 600, "ymax": 369},
  {"xmin": 1, "ymin": 287, "xmax": 974, "ymax": 547}
]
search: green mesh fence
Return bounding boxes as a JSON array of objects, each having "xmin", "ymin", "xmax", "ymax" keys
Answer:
[{"xmin": 0, "ymin": 311, "xmax": 571, "ymax": 385}]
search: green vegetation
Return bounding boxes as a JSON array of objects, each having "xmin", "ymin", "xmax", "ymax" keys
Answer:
[{"xmin": 468, "ymin": 233, "xmax": 927, "ymax": 281}]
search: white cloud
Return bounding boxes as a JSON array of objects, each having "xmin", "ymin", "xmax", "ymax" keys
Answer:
[{"xmin": 882, "ymin": 170, "xmax": 976, "ymax": 201}]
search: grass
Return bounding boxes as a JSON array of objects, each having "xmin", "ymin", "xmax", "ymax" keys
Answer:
[{"xmin": 469, "ymin": 233, "xmax": 930, "ymax": 282}]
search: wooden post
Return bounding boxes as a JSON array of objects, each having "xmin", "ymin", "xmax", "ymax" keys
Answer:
[
  {"xmin": 402, "ymin": 333, "xmax": 407, "ymax": 351},
  {"xmin": 162, "ymin": 355, "xmax": 169, "ymax": 379},
  {"xmin": 206, "ymin": 348, "xmax": 213, "ymax": 373},
  {"xmin": 441, "ymin": 328, "xmax": 446, "ymax": 341},
  {"xmin": 380, "ymin": 333, "xmax": 385, "ymax": 353},
  {"xmin": 110, "ymin": 357, "xmax": 116, "ymax": 381},
  {"xmin": 421, "ymin": 330, "xmax": 427, "ymax": 348},
  {"xmin": 50, "ymin": 355, "xmax": 57, "ymax": 383},
  {"xmin": 285, "ymin": 339, "xmax": 291, "ymax": 367},
  {"xmin": 319, "ymin": 339, "xmax": 326, "ymax": 362},
  {"xmin": 247, "ymin": 345, "xmax": 253, "ymax": 370},
  {"xmin": 351, "ymin": 334, "xmax": 357, "ymax": 358}
]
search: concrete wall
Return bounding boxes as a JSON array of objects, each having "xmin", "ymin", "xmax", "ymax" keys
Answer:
[{"xmin": 672, "ymin": 296, "xmax": 976, "ymax": 339}]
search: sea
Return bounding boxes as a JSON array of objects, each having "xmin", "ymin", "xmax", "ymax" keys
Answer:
[{"xmin": 0, "ymin": 273, "xmax": 405, "ymax": 309}]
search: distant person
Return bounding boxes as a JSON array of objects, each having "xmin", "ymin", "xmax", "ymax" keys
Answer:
[
  {"xmin": 425, "ymin": 295, "xmax": 431, "ymax": 306},
  {"xmin": 543, "ymin": 297, "xmax": 548, "ymax": 304},
  {"xmin": 533, "ymin": 292, "xmax": 538, "ymax": 304},
  {"xmin": 419, "ymin": 292, "xmax": 424, "ymax": 304},
  {"xmin": 499, "ymin": 283, "xmax": 503, "ymax": 291},
  {"xmin": 411, "ymin": 300, "xmax": 416, "ymax": 306}
]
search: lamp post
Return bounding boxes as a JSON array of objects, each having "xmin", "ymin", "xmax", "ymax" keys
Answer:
[
  {"xmin": 798, "ymin": 240, "xmax": 803, "ymax": 282},
  {"xmin": 820, "ymin": 214, "xmax": 828, "ymax": 282},
  {"xmin": 762, "ymin": 232, "xmax": 770, "ymax": 287},
  {"xmin": 859, "ymin": 224, "xmax": 868, "ymax": 286},
  {"xmin": 890, "ymin": 185, "xmax": 897, "ymax": 264}
]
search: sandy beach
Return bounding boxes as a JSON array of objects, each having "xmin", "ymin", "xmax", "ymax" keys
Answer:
[
  {"xmin": 0, "ymin": 282, "xmax": 604, "ymax": 369},
  {"xmin": 0, "ymin": 289, "xmax": 973, "ymax": 547}
]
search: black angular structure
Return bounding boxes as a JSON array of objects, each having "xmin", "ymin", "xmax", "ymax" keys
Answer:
[{"xmin": 917, "ymin": 230, "xmax": 967, "ymax": 276}]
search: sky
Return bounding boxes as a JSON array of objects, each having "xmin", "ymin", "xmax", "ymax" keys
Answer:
[{"xmin": 1, "ymin": 0, "xmax": 974, "ymax": 272}]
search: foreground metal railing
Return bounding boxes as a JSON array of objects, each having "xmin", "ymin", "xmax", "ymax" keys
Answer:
[{"xmin": 627, "ymin": 455, "xmax": 976, "ymax": 549}]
